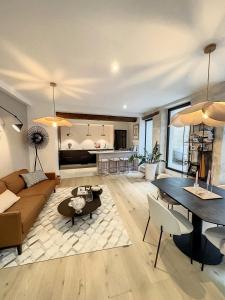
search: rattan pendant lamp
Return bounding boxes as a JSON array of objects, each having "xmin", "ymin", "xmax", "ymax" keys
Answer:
[
  {"xmin": 170, "ymin": 43, "xmax": 225, "ymax": 127},
  {"xmin": 33, "ymin": 82, "xmax": 72, "ymax": 127}
]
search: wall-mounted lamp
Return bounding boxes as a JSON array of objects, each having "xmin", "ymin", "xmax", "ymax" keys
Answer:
[
  {"xmin": 86, "ymin": 124, "xmax": 92, "ymax": 136},
  {"xmin": 0, "ymin": 105, "xmax": 23, "ymax": 132},
  {"xmin": 101, "ymin": 125, "xmax": 106, "ymax": 136},
  {"xmin": 66, "ymin": 127, "xmax": 71, "ymax": 137}
]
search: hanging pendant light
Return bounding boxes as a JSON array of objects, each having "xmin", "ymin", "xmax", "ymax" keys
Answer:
[
  {"xmin": 170, "ymin": 43, "xmax": 225, "ymax": 127},
  {"xmin": 86, "ymin": 124, "xmax": 92, "ymax": 136},
  {"xmin": 101, "ymin": 124, "xmax": 106, "ymax": 136},
  {"xmin": 33, "ymin": 82, "xmax": 72, "ymax": 127}
]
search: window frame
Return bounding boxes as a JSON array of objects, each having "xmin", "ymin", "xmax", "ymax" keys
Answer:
[
  {"xmin": 166, "ymin": 102, "xmax": 191, "ymax": 173},
  {"xmin": 144, "ymin": 118, "xmax": 153, "ymax": 154}
]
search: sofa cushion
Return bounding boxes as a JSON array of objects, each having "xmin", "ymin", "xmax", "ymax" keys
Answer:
[
  {"xmin": 21, "ymin": 171, "xmax": 48, "ymax": 188},
  {"xmin": 1, "ymin": 169, "xmax": 28, "ymax": 194},
  {"xmin": 0, "ymin": 181, "xmax": 6, "ymax": 194},
  {"xmin": 0, "ymin": 190, "xmax": 20, "ymax": 213},
  {"xmin": 18, "ymin": 180, "xmax": 55, "ymax": 199},
  {"xmin": 6, "ymin": 195, "xmax": 45, "ymax": 234}
]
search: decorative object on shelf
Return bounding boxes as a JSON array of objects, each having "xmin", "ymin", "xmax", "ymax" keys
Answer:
[
  {"xmin": 133, "ymin": 124, "xmax": 139, "ymax": 139},
  {"xmin": 68, "ymin": 197, "xmax": 86, "ymax": 214},
  {"xmin": 68, "ymin": 143, "xmax": 72, "ymax": 149},
  {"xmin": 186, "ymin": 124, "xmax": 214, "ymax": 180},
  {"xmin": 27, "ymin": 126, "xmax": 49, "ymax": 171},
  {"xmin": 33, "ymin": 82, "xmax": 72, "ymax": 127},
  {"xmin": 170, "ymin": 43, "xmax": 225, "ymax": 127},
  {"xmin": 129, "ymin": 142, "xmax": 165, "ymax": 181},
  {"xmin": 101, "ymin": 124, "xmax": 106, "ymax": 136},
  {"xmin": 0, "ymin": 105, "xmax": 23, "ymax": 132},
  {"xmin": 86, "ymin": 124, "xmax": 91, "ymax": 136}
]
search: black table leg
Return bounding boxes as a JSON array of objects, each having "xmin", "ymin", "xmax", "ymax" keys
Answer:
[
  {"xmin": 72, "ymin": 217, "xmax": 75, "ymax": 226},
  {"xmin": 90, "ymin": 213, "xmax": 92, "ymax": 219},
  {"xmin": 173, "ymin": 213, "xmax": 222, "ymax": 265}
]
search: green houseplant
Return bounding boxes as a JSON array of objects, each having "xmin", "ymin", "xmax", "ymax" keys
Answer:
[{"xmin": 129, "ymin": 142, "xmax": 164, "ymax": 180}]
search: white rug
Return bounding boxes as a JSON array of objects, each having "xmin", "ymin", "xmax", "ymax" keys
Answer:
[{"xmin": 0, "ymin": 186, "xmax": 132, "ymax": 269}]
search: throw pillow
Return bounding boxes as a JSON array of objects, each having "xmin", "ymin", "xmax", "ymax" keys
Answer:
[
  {"xmin": 21, "ymin": 171, "xmax": 48, "ymax": 188},
  {"xmin": 0, "ymin": 190, "xmax": 20, "ymax": 213}
]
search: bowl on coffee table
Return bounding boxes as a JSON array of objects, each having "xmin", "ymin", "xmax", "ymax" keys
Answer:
[{"xmin": 91, "ymin": 185, "xmax": 103, "ymax": 197}]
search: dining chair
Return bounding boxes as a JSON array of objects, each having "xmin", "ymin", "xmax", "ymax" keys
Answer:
[
  {"xmin": 157, "ymin": 174, "xmax": 180, "ymax": 209},
  {"xmin": 201, "ymin": 226, "xmax": 225, "ymax": 271},
  {"xmin": 145, "ymin": 192, "xmax": 194, "ymax": 268},
  {"xmin": 157, "ymin": 173, "xmax": 191, "ymax": 220}
]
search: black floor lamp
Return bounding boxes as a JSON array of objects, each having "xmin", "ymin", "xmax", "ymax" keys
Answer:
[{"xmin": 27, "ymin": 126, "xmax": 49, "ymax": 171}]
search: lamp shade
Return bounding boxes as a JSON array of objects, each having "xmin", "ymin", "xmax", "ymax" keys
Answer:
[
  {"xmin": 33, "ymin": 116, "xmax": 72, "ymax": 127},
  {"xmin": 12, "ymin": 123, "xmax": 23, "ymax": 132},
  {"xmin": 203, "ymin": 102, "xmax": 225, "ymax": 122},
  {"xmin": 170, "ymin": 101, "xmax": 225, "ymax": 127}
]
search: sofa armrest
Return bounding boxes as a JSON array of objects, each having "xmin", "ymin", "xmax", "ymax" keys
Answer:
[
  {"xmin": 0, "ymin": 211, "xmax": 23, "ymax": 247},
  {"xmin": 45, "ymin": 172, "xmax": 56, "ymax": 180}
]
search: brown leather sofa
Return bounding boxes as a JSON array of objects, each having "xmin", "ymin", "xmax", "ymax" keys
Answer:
[{"xmin": 0, "ymin": 169, "xmax": 57, "ymax": 255}]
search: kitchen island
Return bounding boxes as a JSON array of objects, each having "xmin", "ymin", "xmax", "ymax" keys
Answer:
[{"xmin": 88, "ymin": 150, "xmax": 137, "ymax": 173}]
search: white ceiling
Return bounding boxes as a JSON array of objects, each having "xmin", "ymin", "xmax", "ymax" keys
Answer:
[{"xmin": 0, "ymin": 0, "xmax": 225, "ymax": 116}]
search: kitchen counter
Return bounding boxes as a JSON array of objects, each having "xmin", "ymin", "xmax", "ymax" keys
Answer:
[{"xmin": 88, "ymin": 150, "xmax": 135, "ymax": 154}]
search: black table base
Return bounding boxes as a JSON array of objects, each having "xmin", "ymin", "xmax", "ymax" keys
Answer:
[
  {"xmin": 173, "ymin": 234, "xmax": 222, "ymax": 265},
  {"xmin": 173, "ymin": 213, "xmax": 223, "ymax": 265}
]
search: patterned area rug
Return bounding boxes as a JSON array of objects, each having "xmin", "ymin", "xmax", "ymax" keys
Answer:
[{"xmin": 0, "ymin": 186, "xmax": 132, "ymax": 269}]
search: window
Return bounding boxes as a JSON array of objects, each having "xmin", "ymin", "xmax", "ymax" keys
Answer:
[
  {"xmin": 166, "ymin": 103, "xmax": 190, "ymax": 173},
  {"xmin": 145, "ymin": 119, "xmax": 153, "ymax": 154}
]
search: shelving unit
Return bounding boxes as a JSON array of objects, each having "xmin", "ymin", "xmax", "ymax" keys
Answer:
[{"xmin": 185, "ymin": 124, "xmax": 214, "ymax": 180}]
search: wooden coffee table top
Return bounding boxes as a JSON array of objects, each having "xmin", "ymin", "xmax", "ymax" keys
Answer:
[{"xmin": 57, "ymin": 185, "xmax": 102, "ymax": 218}]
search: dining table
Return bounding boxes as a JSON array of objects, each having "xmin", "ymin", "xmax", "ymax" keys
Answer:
[{"xmin": 152, "ymin": 177, "xmax": 225, "ymax": 265}]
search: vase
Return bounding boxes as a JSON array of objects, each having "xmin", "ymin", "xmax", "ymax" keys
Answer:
[{"xmin": 145, "ymin": 163, "xmax": 157, "ymax": 181}]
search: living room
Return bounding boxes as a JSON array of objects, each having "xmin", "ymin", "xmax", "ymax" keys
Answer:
[{"xmin": 1, "ymin": 1, "xmax": 225, "ymax": 299}]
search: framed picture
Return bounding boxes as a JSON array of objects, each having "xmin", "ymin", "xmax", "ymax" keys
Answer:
[{"xmin": 133, "ymin": 124, "xmax": 139, "ymax": 140}]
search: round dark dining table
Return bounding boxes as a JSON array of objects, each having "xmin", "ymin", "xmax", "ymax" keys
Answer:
[{"xmin": 152, "ymin": 177, "xmax": 225, "ymax": 265}]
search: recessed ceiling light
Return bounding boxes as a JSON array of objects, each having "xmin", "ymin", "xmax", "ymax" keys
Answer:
[
  {"xmin": 111, "ymin": 61, "xmax": 120, "ymax": 74},
  {"xmin": 123, "ymin": 104, "xmax": 127, "ymax": 109}
]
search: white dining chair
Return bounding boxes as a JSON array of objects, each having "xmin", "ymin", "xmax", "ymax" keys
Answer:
[
  {"xmin": 145, "ymin": 192, "xmax": 194, "ymax": 268},
  {"xmin": 157, "ymin": 173, "xmax": 191, "ymax": 220},
  {"xmin": 157, "ymin": 174, "xmax": 180, "ymax": 209},
  {"xmin": 201, "ymin": 227, "xmax": 225, "ymax": 271}
]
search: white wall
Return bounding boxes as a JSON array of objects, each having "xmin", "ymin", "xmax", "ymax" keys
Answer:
[
  {"xmin": 0, "ymin": 90, "xmax": 29, "ymax": 177},
  {"xmin": 60, "ymin": 124, "xmax": 114, "ymax": 150}
]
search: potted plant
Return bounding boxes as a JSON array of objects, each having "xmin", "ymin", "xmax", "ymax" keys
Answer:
[{"xmin": 129, "ymin": 142, "xmax": 164, "ymax": 181}]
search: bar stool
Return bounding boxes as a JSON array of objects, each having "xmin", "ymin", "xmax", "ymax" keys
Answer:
[
  {"xmin": 119, "ymin": 157, "xmax": 129, "ymax": 173},
  {"xmin": 109, "ymin": 158, "xmax": 120, "ymax": 174},
  {"xmin": 98, "ymin": 158, "xmax": 109, "ymax": 175},
  {"xmin": 132, "ymin": 158, "xmax": 139, "ymax": 171}
]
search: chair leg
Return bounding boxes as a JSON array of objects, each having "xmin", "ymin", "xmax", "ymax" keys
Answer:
[
  {"xmin": 167, "ymin": 203, "xmax": 170, "ymax": 209},
  {"xmin": 187, "ymin": 210, "xmax": 190, "ymax": 220},
  {"xmin": 201, "ymin": 238, "xmax": 208, "ymax": 271},
  {"xmin": 17, "ymin": 244, "xmax": 22, "ymax": 255},
  {"xmin": 190, "ymin": 232, "xmax": 193, "ymax": 264},
  {"xmin": 143, "ymin": 214, "xmax": 151, "ymax": 242},
  {"xmin": 154, "ymin": 226, "xmax": 163, "ymax": 268}
]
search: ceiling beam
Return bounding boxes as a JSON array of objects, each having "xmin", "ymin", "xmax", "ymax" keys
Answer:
[
  {"xmin": 142, "ymin": 111, "xmax": 159, "ymax": 120},
  {"xmin": 56, "ymin": 112, "xmax": 137, "ymax": 123}
]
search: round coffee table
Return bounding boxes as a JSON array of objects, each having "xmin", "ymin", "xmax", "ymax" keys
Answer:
[{"xmin": 57, "ymin": 185, "xmax": 102, "ymax": 225}]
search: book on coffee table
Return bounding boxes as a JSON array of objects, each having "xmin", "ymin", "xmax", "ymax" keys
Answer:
[{"xmin": 77, "ymin": 186, "xmax": 88, "ymax": 196}]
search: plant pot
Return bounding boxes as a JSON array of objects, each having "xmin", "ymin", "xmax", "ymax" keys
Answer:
[{"xmin": 145, "ymin": 163, "xmax": 157, "ymax": 181}]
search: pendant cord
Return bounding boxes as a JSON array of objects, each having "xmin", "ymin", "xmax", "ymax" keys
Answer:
[
  {"xmin": 206, "ymin": 52, "xmax": 211, "ymax": 101},
  {"xmin": 52, "ymin": 85, "xmax": 56, "ymax": 117}
]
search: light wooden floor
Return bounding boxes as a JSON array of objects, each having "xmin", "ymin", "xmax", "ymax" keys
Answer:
[{"xmin": 0, "ymin": 175, "xmax": 225, "ymax": 300}]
